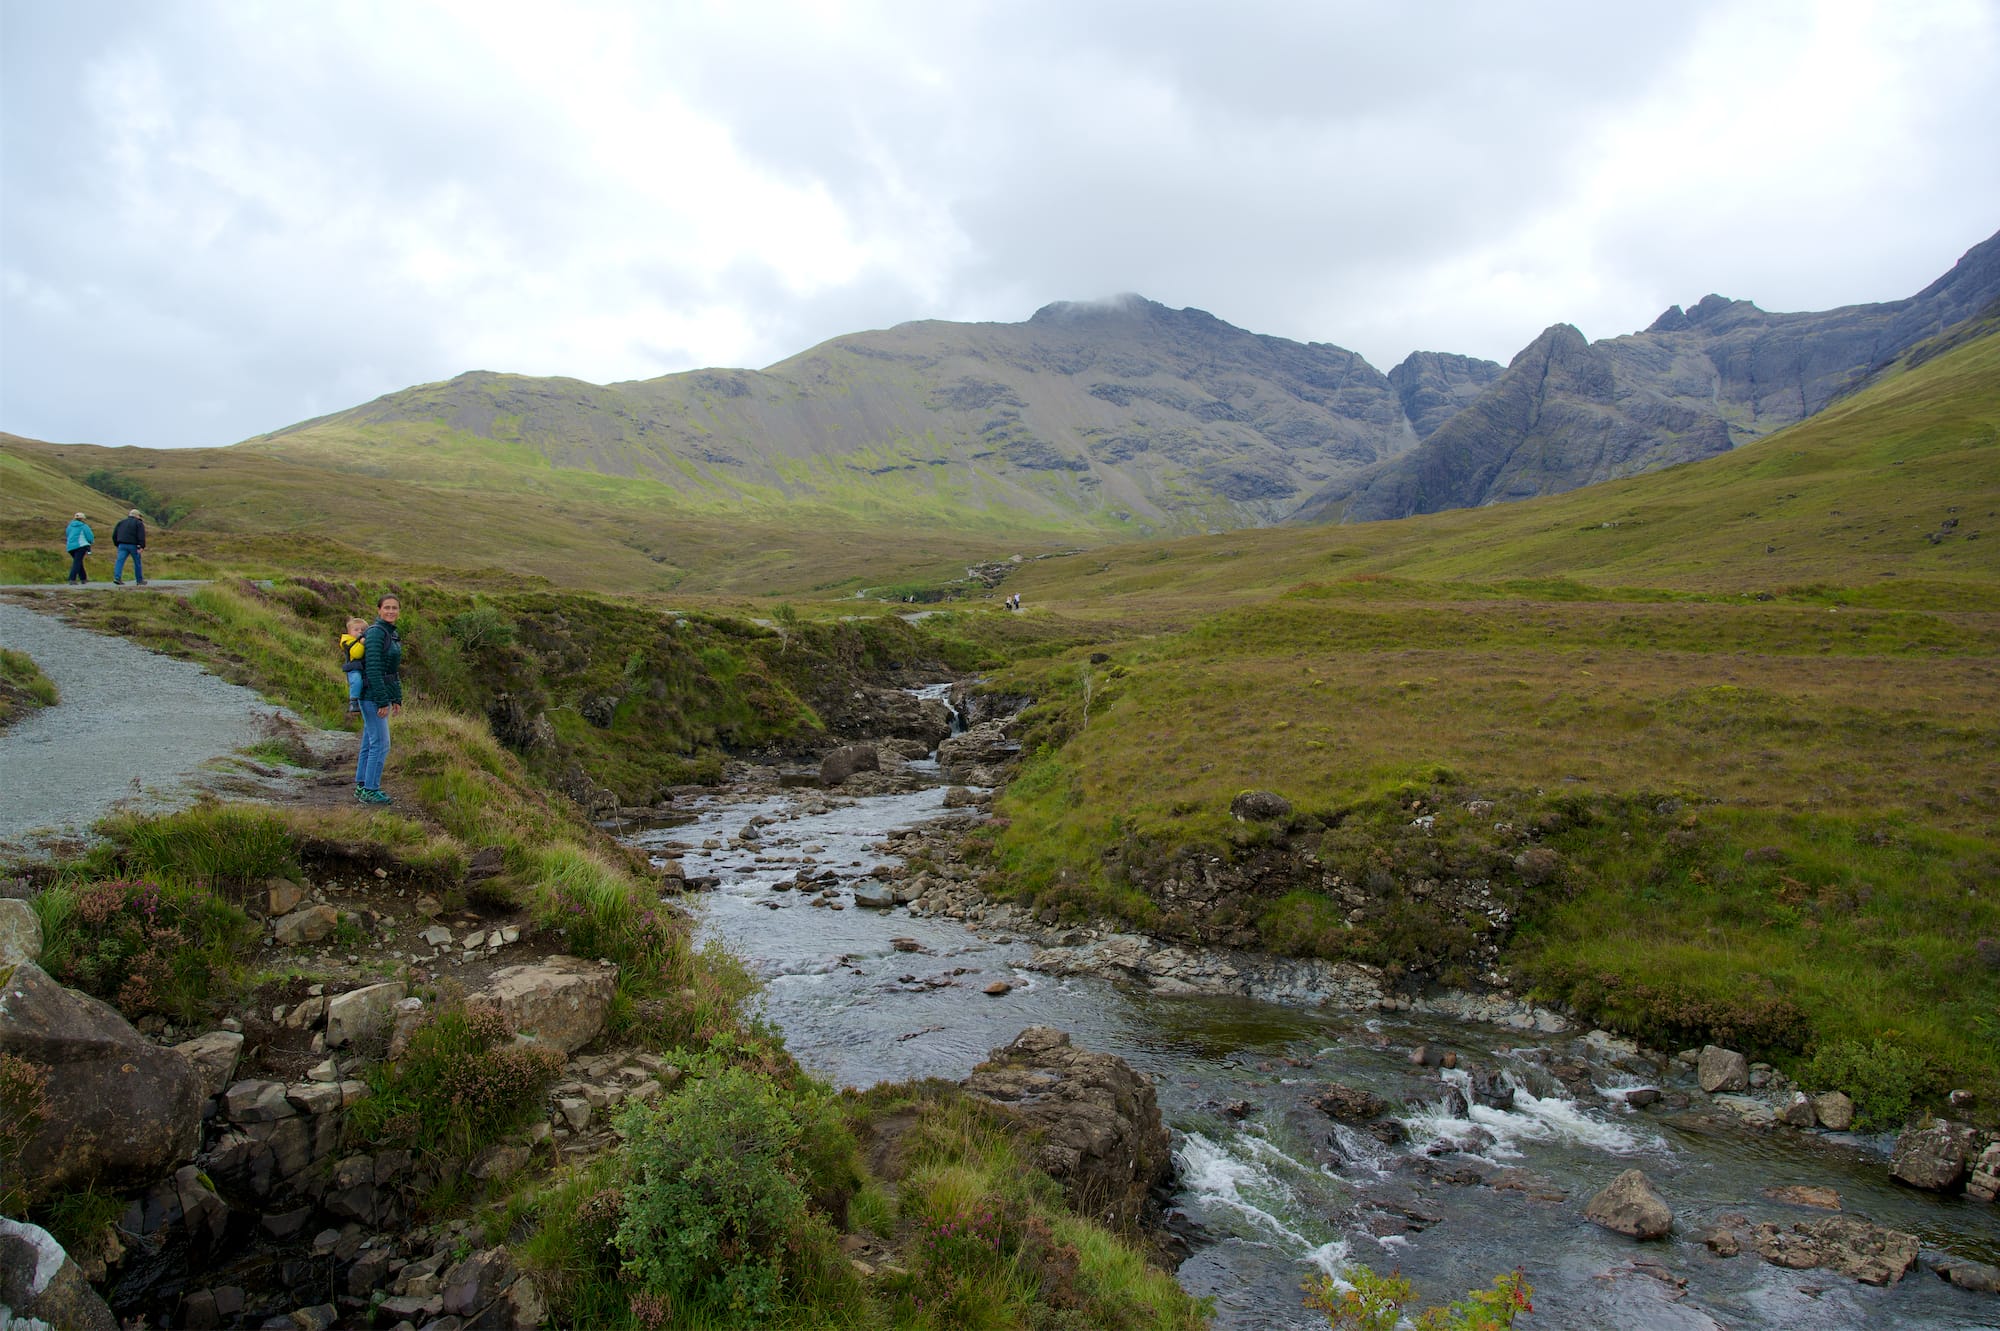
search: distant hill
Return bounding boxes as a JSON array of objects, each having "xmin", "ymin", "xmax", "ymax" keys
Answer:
[
  {"xmin": 249, "ymin": 297, "xmax": 1480, "ymax": 538},
  {"xmin": 1298, "ymin": 228, "xmax": 2000, "ymax": 522}
]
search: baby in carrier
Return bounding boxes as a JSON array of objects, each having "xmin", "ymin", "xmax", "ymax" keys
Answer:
[{"xmin": 340, "ymin": 616, "xmax": 367, "ymax": 715}]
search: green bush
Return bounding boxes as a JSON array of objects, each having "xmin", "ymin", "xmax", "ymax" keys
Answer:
[
  {"xmin": 613, "ymin": 1066, "xmax": 855, "ymax": 1326},
  {"xmin": 1802, "ymin": 1038, "xmax": 1938, "ymax": 1130},
  {"xmin": 1305, "ymin": 1265, "xmax": 1533, "ymax": 1330},
  {"xmin": 33, "ymin": 878, "xmax": 253, "ymax": 1021},
  {"xmin": 448, "ymin": 603, "xmax": 516, "ymax": 653},
  {"xmin": 347, "ymin": 1002, "xmax": 565, "ymax": 1161}
]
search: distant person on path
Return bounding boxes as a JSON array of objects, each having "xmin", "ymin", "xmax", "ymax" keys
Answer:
[
  {"xmin": 112, "ymin": 509, "xmax": 147, "ymax": 585},
  {"xmin": 64, "ymin": 513, "xmax": 93, "ymax": 584},
  {"xmin": 354, "ymin": 594, "xmax": 404, "ymax": 805},
  {"xmin": 339, "ymin": 616, "xmax": 368, "ymax": 715}
]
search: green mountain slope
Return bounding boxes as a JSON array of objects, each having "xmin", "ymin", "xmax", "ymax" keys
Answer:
[{"xmin": 244, "ymin": 297, "xmax": 1450, "ymax": 537}]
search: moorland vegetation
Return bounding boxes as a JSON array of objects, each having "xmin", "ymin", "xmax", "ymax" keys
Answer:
[{"xmin": 0, "ymin": 299, "xmax": 1994, "ymax": 1331}]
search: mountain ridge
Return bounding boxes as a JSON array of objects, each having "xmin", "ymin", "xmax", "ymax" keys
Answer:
[{"xmin": 233, "ymin": 225, "xmax": 2000, "ymax": 534}]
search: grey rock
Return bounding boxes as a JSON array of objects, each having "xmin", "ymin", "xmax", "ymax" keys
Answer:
[
  {"xmin": 0, "ymin": 898, "xmax": 42, "ymax": 966},
  {"xmin": 962, "ymin": 1027, "xmax": 1171, "ymax": 1230},
  {"xmin": 0, "ymin": 1217, "xmax": 120, "ymax": 1331},
  {"xmin": 1775, "ymin": 1091, "xmax": 1818, "ymax": 1128},
  {"xmin": 818, "ymin": 743, "xmax": 880, "ymax": 787},
  {"xmin": 272, "ymin": 904, "xmax": 340, "ymax": 947},
  {"xmin": 288, "ymin": 1303, "xmax": 338, "ymax": 1331},
  {"xmin": 1309, "ymin": 1083, "xmax": 1389, "ymax": 1122},
  {"xmin": 325, "ymin": 981, "xmax": 407, "ymax": 1048},
  {"xmin": 174, "ymin": 1030, "xmax": 246, "ymax": 1100},
  {"xmin": 224, "ymin": 1079, "xmax": 297, "ymax": 1122},
  {"xmin": 1229, "ymin": 790, "xmax": 1292, "ymax": 821},
  {"xmin": 1698, "ymin": 1045, "xmax": 1749, "ymax": 1093},
  {"xmin": 266, "ymin": 878, "xmax": 305, "ymax": 916},
  {"xmin": 1584, "ymin": 1169, "xmax": 1673, "ymax": 1240},
  {"xmin": 1752, "ymin": 1215, "xmax": 1919, "ymax": 1285},
  {"xmin": 1813, "ymin": 1090, "xmax": 1856, "ymax": 1131},
  {"xmin": 0, "ymin": 961, "xmax": 202, "ymax": 1200},
  {"xmin": 1933, "ymin": 1256, "xmax": 2000, "ymax": 1294},
  {"xmin": 440, "ymin": 1246, "xmax": 516, "ymax": 1317},
  {"xmin": 469, "ymin": 956, "xmax": 615, "ymax": 1054},
  {"xmin": 851, "ymin": 883, "xmax": 896, "ymax": 909},
  {"xmin": 937, "ymin": 722, "xmax": 1019, "ymax": 786},
  {"xmin": 1890, "ymin": 1120, "xmax": 1978, "ymax": 1192}
]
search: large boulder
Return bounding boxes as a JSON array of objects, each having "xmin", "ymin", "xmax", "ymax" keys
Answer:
[
  {"xmin": 1584, "ymin": 1168, "xmax": 1673, "ymax": 1239},
  {"xmin": 1750, "ymin": 1215, "xmax": 1919, "ymax": 1285},
  {"xmin": 1230, "ymin": 790, "xmax": 1292, "ymax": 822},
  {"xmin": 937, "ymin": 722, "xmax": 1020, "ymax": 787},
  {"xmin": 0, "ymin": 1218, "xmax": 119, "ymax": 1331},
  {"xmin": 1889, "ymin": 1119, "xmax": 1978, "ymax": 1192},
  {"xmin": 819, "ymin": 744, "xmax": 881, "ymax": 787},
  {"xmin": 468, "ymin": 956, "xmax": 615, "ymax": 1054},
  {"xmin": 1813, "ymin": 1090, "xmax": 1856, "ymax": 1131},
  {"xmin": 0, "ymin": 961, "xmax": 201, "ymax": 1200},
  {"xmin": 962, "ymin": 1027, "xmax": 1172, "ymax": 1230},
  {"xmin": 1309, "ymin": 1083, "xmax": 1390, "ymax": 1122},
  {"xmin": 324, "ymin": 981, "xmax": 407, "ymax": 1049},
  {"xmin": 0, "ymin": 899, "xmax": 42, "ymax": 967},
  {"xmin": 272, "ymin": 905, "xmax": 340, "ymax": 948},
  {"xmin": 1698, "ymin": 1045, "xmax": 1749, "ymax": 1093}
]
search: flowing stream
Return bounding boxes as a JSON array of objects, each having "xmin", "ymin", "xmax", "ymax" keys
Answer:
[{"xmin": 621, "ymin": 730, "xmax": 1997, "ymax": 1329}]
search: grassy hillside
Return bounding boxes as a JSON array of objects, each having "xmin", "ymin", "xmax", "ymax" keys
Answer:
[
  {"xmin": 0, "ymin": 433, "xmax": 1072, "ymax": 597},
  {"xmin": 972, "ymin": 328, "xmax": 2000, "ymax": 1119}
]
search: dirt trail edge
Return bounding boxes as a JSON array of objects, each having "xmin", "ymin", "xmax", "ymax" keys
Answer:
[{"xmin": 0, "ymin": 597, "xmax": 326, "ymax": 852}]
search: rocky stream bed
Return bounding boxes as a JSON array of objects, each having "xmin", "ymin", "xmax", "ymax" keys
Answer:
[{"xmin": 4, "ymin": 682, "xmax": 1999, "ymax": 1329}]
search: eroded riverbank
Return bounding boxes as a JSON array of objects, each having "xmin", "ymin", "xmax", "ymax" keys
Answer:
[{"xmin": 622, "ymin": 755, "xmax": 2000, "ymax": 1331}]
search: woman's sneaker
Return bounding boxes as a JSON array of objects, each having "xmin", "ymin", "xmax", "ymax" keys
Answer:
[{"xmin": 363, "ymin": 788, "xmax": 393, "ymax": 805}]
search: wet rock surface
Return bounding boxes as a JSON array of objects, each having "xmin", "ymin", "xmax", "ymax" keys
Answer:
[{"xmin": 963, "ymin": 1027, "xmax": 1173, "ymax": 1231}]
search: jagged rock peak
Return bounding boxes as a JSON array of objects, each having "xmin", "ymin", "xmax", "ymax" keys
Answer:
[
  {"xmin": 1646, "ymin": 305, "xmax": 1691, "ymax": 333},
  {"xmin": 1510, "ymin": 323, "xmax": 1590, "ymax": 366}
]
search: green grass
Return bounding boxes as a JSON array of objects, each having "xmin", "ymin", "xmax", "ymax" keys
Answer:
[
  {"xmin": 0, "ymin": 646, "xmax": 58, "ymax": 728},
  {"xmin": 970, "ymin": 330, "xmax": 2000, "ymax": 1118}
]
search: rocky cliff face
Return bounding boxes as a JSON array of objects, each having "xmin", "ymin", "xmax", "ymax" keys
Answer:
[{"xmin": 1302, "ymin": 228, "xmax": 2000, "ymax": 521}]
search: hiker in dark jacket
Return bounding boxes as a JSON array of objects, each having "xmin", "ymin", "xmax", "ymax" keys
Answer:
[
  {"xmin": 112, "ymin": 509, "xmax": 147, "ymax": 585},
  {"xmin": 353, "ymin": 594, "xmax": 405, "ymax": 805}
]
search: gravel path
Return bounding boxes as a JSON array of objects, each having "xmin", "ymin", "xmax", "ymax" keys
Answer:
[{"xmin": 0, "ymin": 595, "xmax": 316, "ymax": 852}]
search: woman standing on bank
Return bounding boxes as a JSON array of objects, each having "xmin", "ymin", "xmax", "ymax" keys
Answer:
[
  {"xmin": 354, "ymin": 594, "xmax": 404, "ymax": 805},
  {"xmin": 64, "ymin": 512, "xmax": 93, "ymax": 584}
]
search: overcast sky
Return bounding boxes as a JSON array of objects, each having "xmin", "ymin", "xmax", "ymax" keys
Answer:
[{"xmin": 3, "ymin": 0, "xmax": 1997, "ymax": 449}]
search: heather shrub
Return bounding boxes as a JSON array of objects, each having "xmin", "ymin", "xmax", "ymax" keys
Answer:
[
  {"xmin": 33, "ymin": 878, "xmax": 253, "ymax": 1020},
  {"xmin": 347, "ymin": 1001, "xmax": 565, "ymax": 1161}
]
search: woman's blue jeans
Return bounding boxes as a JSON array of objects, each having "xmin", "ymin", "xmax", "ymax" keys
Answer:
[{"xmin": 355, "ymin": 703, "xmax": 391, "ymax": 790}]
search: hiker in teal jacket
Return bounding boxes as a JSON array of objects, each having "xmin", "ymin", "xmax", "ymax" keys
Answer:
[
  {"xmin": 353, "ymin": 594, "xmax": 405, "ymax": 804},
  {"xmin": 64, "ymin": 513, "xmax": 93, "ymax": 584}
]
